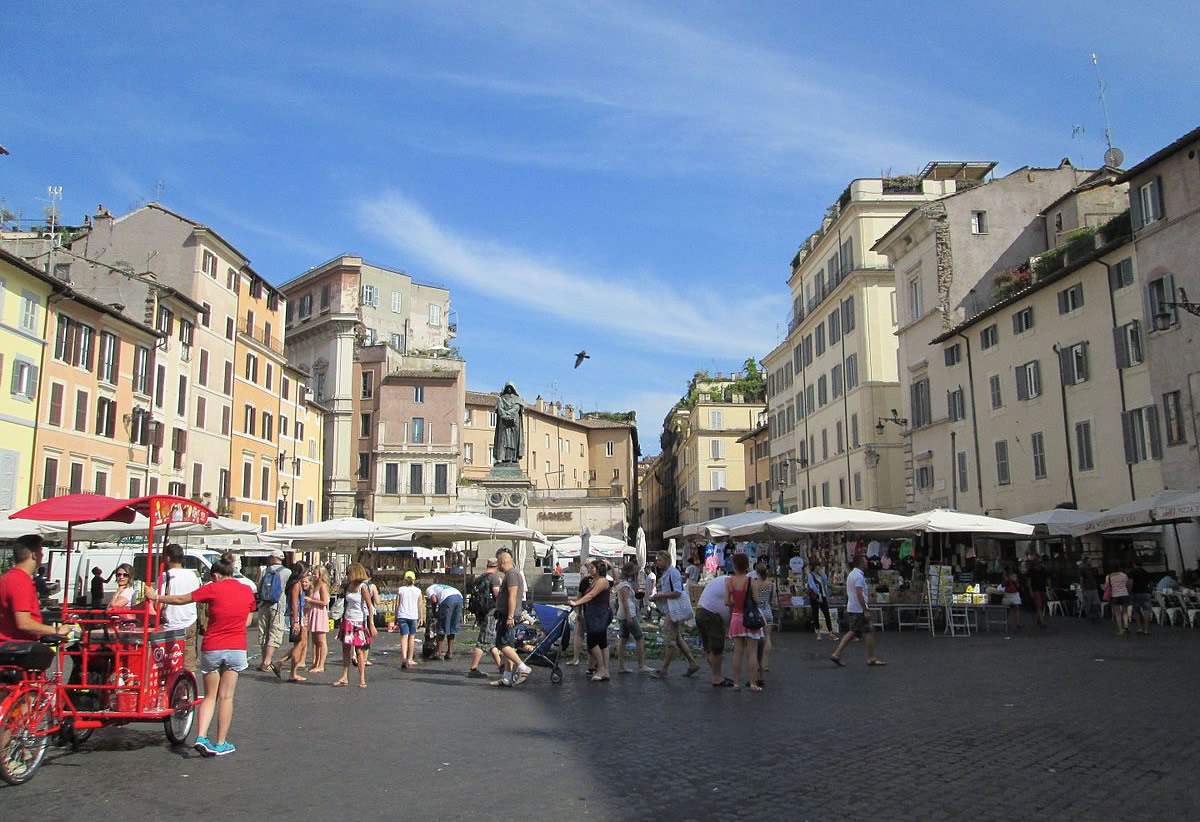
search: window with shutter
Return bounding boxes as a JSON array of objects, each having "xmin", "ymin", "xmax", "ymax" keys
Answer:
[{"xmin": 48, "ymin": 383, "xmax": 63, "ymax": 426}]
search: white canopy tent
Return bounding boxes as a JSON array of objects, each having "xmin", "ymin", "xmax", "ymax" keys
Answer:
[
  {"xmin": 259, "ymin": 517, "xmax": 413, "ymax": 552},
  {"xmin": 1068, "ymin": 490, "xmax": 1200, "ymax": 536},
  {"xmin": 912, "ymin": 509, "xmax": 1035, "ymax": 536},
  {"xmin": 1011, "ymin": 508, "xmax": 1100, "ymax": 538},
  {"xmin": 550, "ymin": 533, "xmax": 629, "ymax": 559},
  {"xmin": 388, "ymin": 512, "xmax": 546, "ymax": 545},
  {"xmin": 728, "ymin": 507, "xmax": 925, "ymax": 540},
  {"xmin": 635, "ymin": 526, "xmax": 647, "ymax": 569}
]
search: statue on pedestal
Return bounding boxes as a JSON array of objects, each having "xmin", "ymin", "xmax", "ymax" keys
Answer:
[{"xmin": 492, "ymin": 382, "xmax": 524, "ymax": 465}]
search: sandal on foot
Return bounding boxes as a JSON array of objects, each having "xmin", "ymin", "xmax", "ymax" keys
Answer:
[
  {"xmin": 867, "ymin": 659, "xmax": 888, "ymax": 666},
  {"xmin": 270, "ymin": 663, "xmax": 282, "ymax": 680},
  {"xmin": 331, "ymin": 681, "xmax": 348, "ymax": 687},
  {"xmin": 830, "ymin": 655, "xmax": 845, "ymax": 667},
  {"xmin": 712, "ymin": 678, "xmax": 735, "ymax": 687}
]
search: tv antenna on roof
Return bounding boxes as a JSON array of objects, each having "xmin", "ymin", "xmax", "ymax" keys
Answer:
[{"xmin": 1091, "ymin": 53, "xmax": 1124, "ymax": 168}]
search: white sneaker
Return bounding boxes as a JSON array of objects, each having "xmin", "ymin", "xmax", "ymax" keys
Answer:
[
  {"xmin": 639, "ymin": 665, "xmax": 656, "ymax": 673},
  {"xmin": 815, "ymin": 633, "xmax": 822, "ymax": 641},
  {"xmin": 513, "ymin": 664, "xmax": 532, "ymax": 685}
]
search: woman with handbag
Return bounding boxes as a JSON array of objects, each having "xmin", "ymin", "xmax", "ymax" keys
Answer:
[
  {"xmin": 725, "ymin": 553, "xmax": 763, "ymax": 692},
  {"xmin": 1106, "ymin": 563, "xmax": 1132, "ymax": 636},
  {"xmin": 332, "ymin": 563, "xmax": 375, "ymax": 688},
  {"xmin": 273, "ymin": 562, "xmax": 308, "ymax": 681},
  {"xmin": 567, "ymin": 559, "xmax": 613, "ymax": 682}
]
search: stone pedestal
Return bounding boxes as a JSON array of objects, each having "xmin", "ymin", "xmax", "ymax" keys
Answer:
[{"xmin": 481, "ymin": 466, "xmax": 538, "ymax": 584}]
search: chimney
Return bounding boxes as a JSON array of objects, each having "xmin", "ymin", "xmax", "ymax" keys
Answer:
[
  {"xmin": 565, "ymin": 404, "xmax": 574, "ymax": 419},
  {"xmin": 535, "ymin": 395, "xmax": 544, "ymax": 412}
]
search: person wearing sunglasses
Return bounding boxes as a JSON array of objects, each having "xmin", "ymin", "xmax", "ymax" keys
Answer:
[{"xmin": 106, "ymin": 564, "xmax": 141, "ymax": 612}]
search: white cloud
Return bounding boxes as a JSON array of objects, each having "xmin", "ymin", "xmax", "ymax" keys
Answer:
[{"xmin": 357, "ymin": 191, "xmax": 777, "ymax": 357}]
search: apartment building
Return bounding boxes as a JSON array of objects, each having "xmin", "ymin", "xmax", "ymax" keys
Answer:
[
  {"xmin": 666, "ymin": 376, "xmax": 763, "ymax": 525},
  {"xmin": 282, "ymin": 255, "xmax": 453, "ymax": 518},
  {"xmin": 737, "ymin": 412, "xmax": 771, "ymax": 511},
  {"xmin": 279, "ymin": 365, "xmax": 323, "ymax": 526},
  {"xmin": 766, "ymin": 165, "xmax": 986, "ymax": 514},
  {"xmin": 35, "ymin": 284, "xmax": 161, "ymax": 502},
  {"xmin": 0, "ymin": 250, "xmax": 57, "ymax": 508},
  {"xmin": 356, "ymin": 345, "xmax": 465, "ymax": 521},
  {"xmin": 14, "ymin": 206, "xmax": 249, "ymax": 504},
  {"xmin": 231, "ymin": 269, "xmax": 288, "ymax": 529},
  {"xmin": 875, "ymin": 161, "xmax": 1104, "ymax": 511},
  {"xmin": 1118, "ymin": 126, "xmax": 1200, "ymax": 491}
]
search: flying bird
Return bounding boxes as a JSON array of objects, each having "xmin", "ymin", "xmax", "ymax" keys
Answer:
[{"xmin": 573, "ymin": 350, "xmax": 590, "ymax": 368}]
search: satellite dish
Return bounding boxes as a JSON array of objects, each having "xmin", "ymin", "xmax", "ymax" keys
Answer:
[{"xmin": 1104, "ymin": 147, "xmax": 1124, "ymax": 168}]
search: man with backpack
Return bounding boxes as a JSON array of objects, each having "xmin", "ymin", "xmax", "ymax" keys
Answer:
[
  {"xmin": 255, "ymin": 550, "xmax": 291, "ymax": 672},
  {"xmin": 466, "ymin": 558, "xmax": 503, "ymax": 679}
]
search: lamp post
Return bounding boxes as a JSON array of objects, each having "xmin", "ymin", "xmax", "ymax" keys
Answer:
[{"xmin": 280, "ymin": 481, "xmax": 290, "ymax": 525}]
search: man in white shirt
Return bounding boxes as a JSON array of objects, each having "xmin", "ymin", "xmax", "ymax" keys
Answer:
[
  {"xmin": 641, "ymin": 563, "xmax": 657, "ymax": 621},
  {"xmin": 649, "ymin": 551, "xmax": 700, "ymax": 678},
  {"xmin": 160, "ymin": 543, "xmax": 201, "ymax": 670},
  {"xmin": 830, "ymin": 554, "xmax": 885, "ymax": 667},
  {"xmin": 695, "ymin": 576, "xmax": 733, "ymax": 686}
]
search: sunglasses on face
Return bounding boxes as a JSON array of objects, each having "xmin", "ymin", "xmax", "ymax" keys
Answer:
[{"xmin": 116, "ymin": 573, "xmax": 130, "ymax": 578}]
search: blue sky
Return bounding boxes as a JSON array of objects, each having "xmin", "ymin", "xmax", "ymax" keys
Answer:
[{"xmin": 3, "ymin": 2, "xmax": 1196, "ymax": 453}]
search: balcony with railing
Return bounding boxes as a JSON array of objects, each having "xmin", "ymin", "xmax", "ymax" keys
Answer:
[
  {"xmin": 37, "ymin": 486, "xmax": 96, "ymax": 501},
  {"xmin": 237, "ymin": 317, "xmax": 284, "ymax": 354}
]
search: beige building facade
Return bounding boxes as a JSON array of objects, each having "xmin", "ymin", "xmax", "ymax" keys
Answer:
[
  {"xmin": 767, "ymin": 166, "xmax": 984, "ymax": 514},
  {"xmin": 875, "ymin": 162, "xmax": 1107, "ymax": 512}
]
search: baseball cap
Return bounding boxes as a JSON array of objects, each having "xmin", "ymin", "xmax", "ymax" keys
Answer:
[
  {"xmin": 485, "ymin": 558, "xmax": 498, "ymax": 568},
  {"xmin": 404, "ymin": 570, "xmax": 416, "ymax": 580},
  {"xmin": 269, "ymin": 548, "xmax": 284, "ymax": 560}
]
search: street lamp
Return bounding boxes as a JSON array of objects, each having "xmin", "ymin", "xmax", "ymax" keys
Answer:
[
  {"xmin": 876, "ymin": 410, "xmax": 908, "ymax": 436},
  {"xmin": 279, "ymin": 481, "xmax": 290, "ymax": 525},
  {"xmin": 1155, "ymin": 286, "xmax": 1200, "ymax": 331}
]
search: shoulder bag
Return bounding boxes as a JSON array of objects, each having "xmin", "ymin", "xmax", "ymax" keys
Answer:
[
  {"xmin": 742, "ymin": 578, "xmax": 765, "ymax": 630},
  {"xmin": 664, "ymin": 567, "xmax": 694, "ymax": 623}
]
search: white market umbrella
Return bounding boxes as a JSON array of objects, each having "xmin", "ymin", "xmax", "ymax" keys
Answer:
[
  {"xmin": 390, "ymin": 512, "xmax": 546, "ymax": 545},
  {"xmin": 635, "ymin": 526, "xmax": 647, "ymax": 569},
  {"xmin": 1012, "ymin": 508, "xmax": 1100, "ymax": 538},
  {"xmin": 552, "ymin": 533, "xmax": 627, "ymax": 559},
  {"xmin": 579, "ymin": 525, "xmax": 591, "ymax": 566},
  {"xmin": 695, "ymin": 510, "xmax": 779, "ymax": 539},
  {"xmin": 1150, "ymin": 489, "xmax": 1200, "ymax": 522},
  {"xmin": 913, "ymin": 509, "xmax": 1035, "ymax": 536},
  {"xmin": 728, "ymin": 506, "xmax": 924, "ymax": 540},
  {"xmin": 260, "ymin": 517, "xmax": 412, "ymax": 551},
  {"xmin": 667, "ymin": 537, "xmax": 677, "ymax": 567},
  {"xmin": 662, "ymin": 524, "xmax": 684, "ymax": 539},
  {"xmin": 0, "ymin": 512, "xmax": 59, "ymax": 539},
  {"xmin": 1069, "ymin": 490, "xmax": 1200, "ymax": 536}
]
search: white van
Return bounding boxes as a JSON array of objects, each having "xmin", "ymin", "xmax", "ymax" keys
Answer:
[{"xmin": 44, "ymin": 544, "xmax": 221, "ymax": 605}]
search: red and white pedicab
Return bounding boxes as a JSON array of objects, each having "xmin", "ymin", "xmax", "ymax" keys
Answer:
[{"xmin": 0, "ymin": 494, "xmax": 209, "ymax": 784}]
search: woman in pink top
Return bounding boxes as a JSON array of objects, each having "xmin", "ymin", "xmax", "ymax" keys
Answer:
[
  {"xmin": 1106, "ymin": 563, "xmax": 1132, "ymax": 635},
  {"xmin": 725, "ymin": 554, "xmax": 762, "ymax": 692}
]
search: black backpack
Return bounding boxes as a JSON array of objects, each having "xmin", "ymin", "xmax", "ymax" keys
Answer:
[{"xmin": 469, "ymin": 573, "xmax": 496, "ymax": 619}]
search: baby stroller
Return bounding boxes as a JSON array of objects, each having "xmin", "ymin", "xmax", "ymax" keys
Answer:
[{"xmin": 523, "ymin": 604, "xmax": 571, "ymax": 684}]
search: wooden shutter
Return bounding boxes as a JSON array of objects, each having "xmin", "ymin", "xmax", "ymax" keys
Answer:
[
  {"xmin": 1113, "ymin": 327, "xmax": 1129, "ymax": 368},
  {"xmin": 1078, "ymin": 342, "xmax": 1089, "ymax": 382},
  {"xmin": 1032, "ymin": 361, "xmax": 1041, "ymax": 396},
  {"xmin": 1057, "ymin": 290, "xmax": 1069, "ymax": 314},
  {"xmin": 1154, "ymin": 175, "xmax": 1166, "ymax": 220},
  {"xmin": 1121, "ymin": 411, "xmax": 1136, "ymax": 463},
  {"xmin": 1130, "ymin": 183, "xmax": 1144, "ymax": 230},
  {"xmin": 1016, "ymin": 367, "xmax": 1029, "ymax": 401},
  {"xmin": 1012, "ymin": 312, "xmax": 1021, "ymax": 334},
  {"xmin": 1147, "ymin": 406, "xmax": 1163, "ymax": 459},
  {"xmin": 25, "ymin": 366, "xmax": 38, "ymax": 399}
]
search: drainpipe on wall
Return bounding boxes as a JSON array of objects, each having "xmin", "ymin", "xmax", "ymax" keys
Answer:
[
  {"xmin": 956, "ymin": 332, "xmax": 985, "ymax": 510},
  {"xmin": 950, "ymin": 429, "xmax": 958, "ymax": 509},
  {"xmin": 1051, "ymin": 343, "xmax": 1078, "ymax": 508},
  {"xmin": 1100, "ymin": 261, "xmax": 1137, "ymax": 501}
]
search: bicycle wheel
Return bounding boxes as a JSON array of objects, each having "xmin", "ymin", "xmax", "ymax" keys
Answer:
[
  {"xmin": 163, "ymin": 675, "xmax": 196, "ymax": 746},
  {"xmin": 0, "ymin": 689, "xmax": 52, "ymax": 785}
]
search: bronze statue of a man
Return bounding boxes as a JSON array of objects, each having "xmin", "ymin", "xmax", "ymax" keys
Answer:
[{"xmin": 493, "ymin": 382, "xmax": 524, "ymax": 464}]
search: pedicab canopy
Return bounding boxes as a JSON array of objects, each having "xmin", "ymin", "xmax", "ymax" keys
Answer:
[{"xmin": 10, "ymin": 494, "xmax": 213, "ymax": 529}]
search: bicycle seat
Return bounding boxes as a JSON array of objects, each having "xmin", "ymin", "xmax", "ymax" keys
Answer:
[{"xmin": 0, "ymin": 640, "xmax": 55, "ymax": 671}]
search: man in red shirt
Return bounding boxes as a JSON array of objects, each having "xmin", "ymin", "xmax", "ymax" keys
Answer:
[{"xmin": 0, "ymin": 535, "xmax": 70, "ymax": 642}]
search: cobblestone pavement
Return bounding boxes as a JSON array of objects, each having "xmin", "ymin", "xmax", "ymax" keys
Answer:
[{"xmin": 3, "ymin": 615, "xmax": 1197, "ymax": 821}]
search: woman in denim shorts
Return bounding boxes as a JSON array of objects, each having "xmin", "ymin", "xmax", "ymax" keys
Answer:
[{"xmin": 145, "ymin": 558, "xmax": 256, "ymax": 757}]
